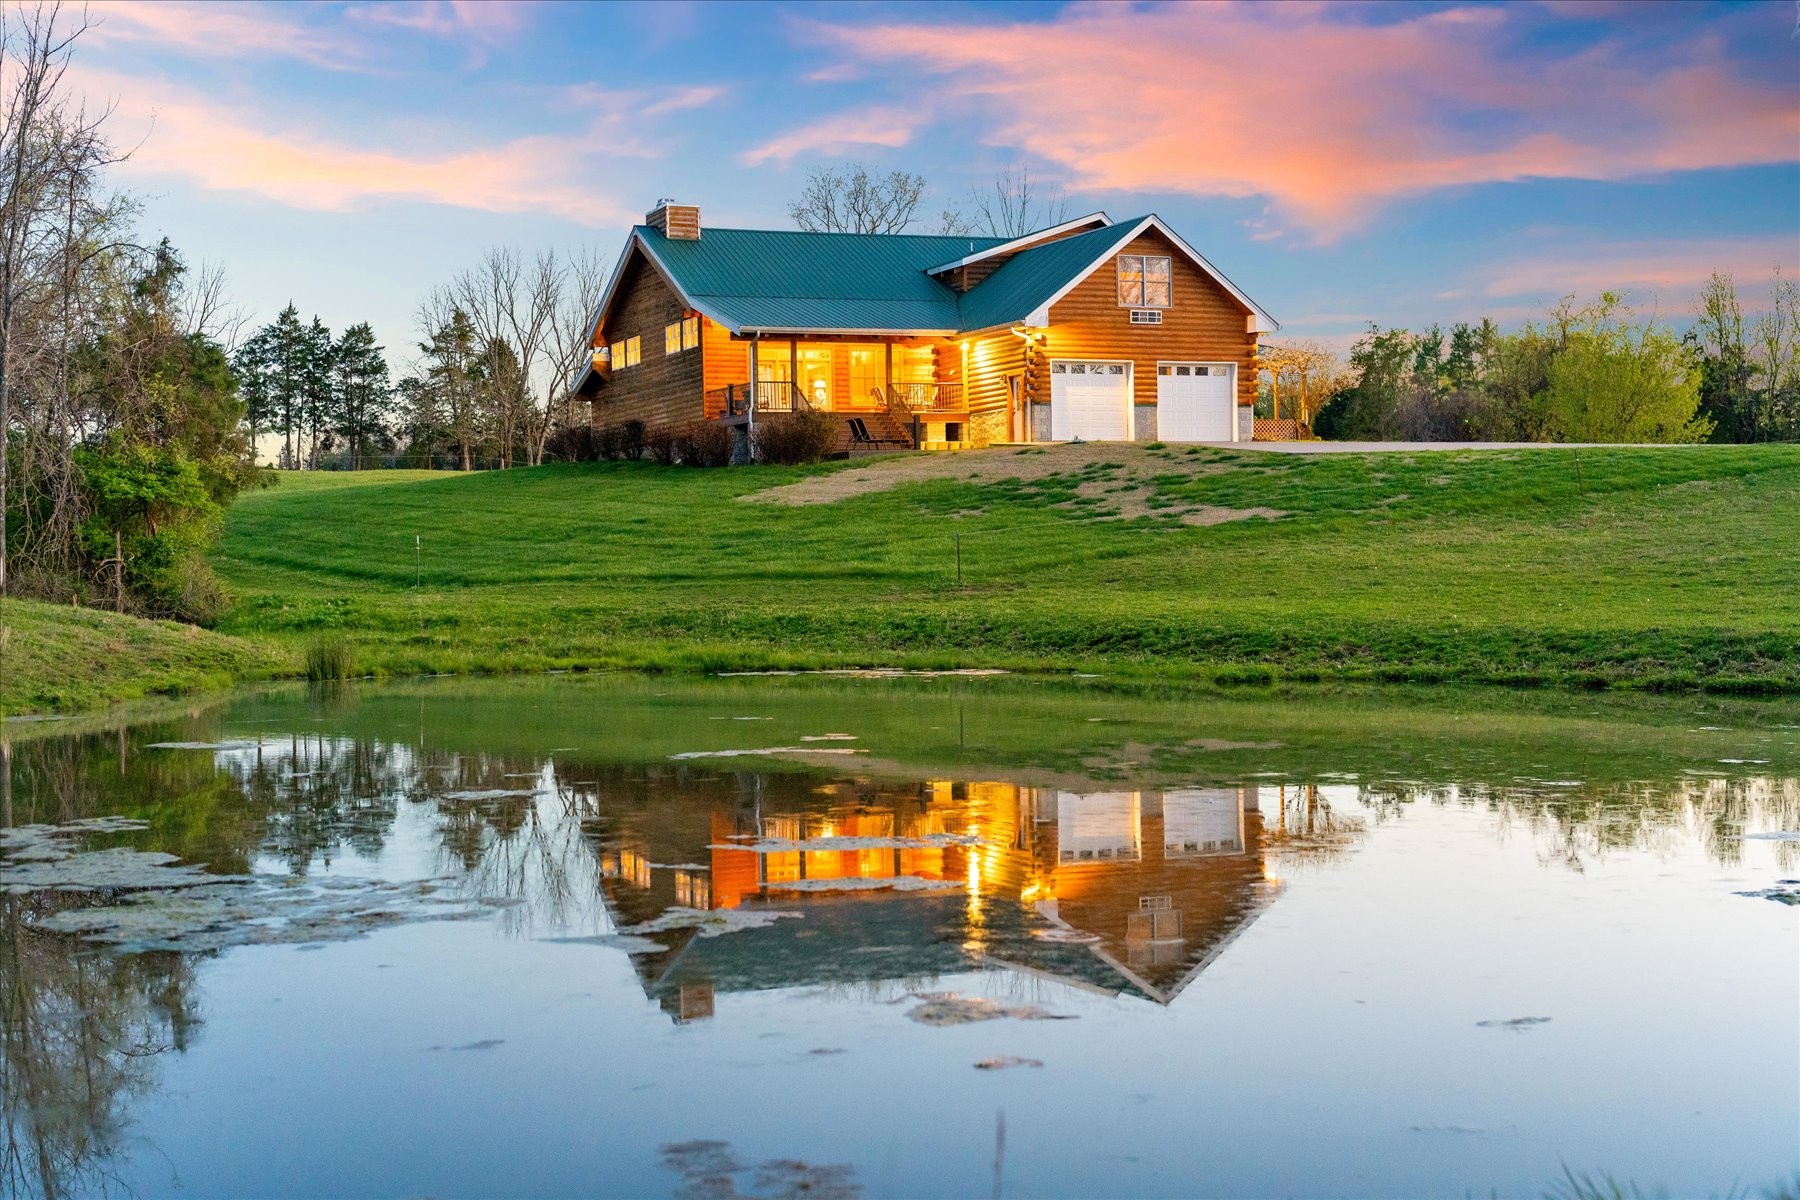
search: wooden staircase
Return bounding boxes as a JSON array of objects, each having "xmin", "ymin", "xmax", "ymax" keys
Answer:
[{"xmin": 830, "ymin": 410, "xmax": 915, "ymax": 456}]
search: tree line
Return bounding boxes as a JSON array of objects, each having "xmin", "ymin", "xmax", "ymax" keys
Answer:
[
  {"xmin": 1284, "ymin": 273, "xmax": 1798, "ymax": 444},
  {"xmin": 233, "ymin": 247, "xmax": 606, "ymax": 472}
]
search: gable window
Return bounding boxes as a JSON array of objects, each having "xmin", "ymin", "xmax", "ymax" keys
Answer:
[
  {"xmin": 664, "ymin": 315, "xmax": 700, "ymax": 356},
  {"xmin": 1117, "ymin": 254, "xmax": 1172, "ymax": 308},
  {"xmin": 615, "ymin": 336, "xmax": 641, "ymax": 368},
  {"xmin": 1129, "ymin": 309, "xmax": 1163, "ymax": 325}
]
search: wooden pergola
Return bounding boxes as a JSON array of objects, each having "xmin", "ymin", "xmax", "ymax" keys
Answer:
[{"xmin": 1255, "ymin": 342, "xmax": 1335, "ymax": 439}]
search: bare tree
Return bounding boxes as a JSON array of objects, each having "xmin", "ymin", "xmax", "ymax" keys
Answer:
[
  {"xmin": 1751, "ymin": 266, "xmax": 1798, "ymax": 440},
  {"xmin": 0, "ymin": 2, "xmax": 126, "ymax": 594},
  {"xmin": 544, "ymin": 246, "xmax": 608, "ymax": 436},
  {"xmin": 179, "ymin": 259, "xmax": 245, "ymax": 346},
  {"xmin": 788, "ymin": 164, "xmax": 929, "ymax": 234},
  {"xmin": 444, "ymin": 248, "xmax": 553, "ymax": 468},
  {"xmin": 968, "ymin": 166, "xmax": 1072, "ymax": 238}
]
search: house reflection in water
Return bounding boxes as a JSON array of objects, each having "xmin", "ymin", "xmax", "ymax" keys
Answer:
[{"xmin": 586, "ymin": 772, "xmax": 1327, "ymax": 1022}]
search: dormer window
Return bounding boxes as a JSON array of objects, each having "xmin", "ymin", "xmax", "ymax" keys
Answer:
[{"xmin": 1117, "ymin": 254, "xmax": 1172, "ymax": 308}]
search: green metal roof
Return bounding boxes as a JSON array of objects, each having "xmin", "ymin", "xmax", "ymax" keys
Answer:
[
  {"xmin": 638, "ymin": 225, "xmax": 1009, "ymax": 334},
  {"xmin": 600, "ymin": 212, "xmax": 1268, "ymax": 347},
  {"xmin": 953, "ymin": 218, "xmax": 1149, "ymax": 333}
]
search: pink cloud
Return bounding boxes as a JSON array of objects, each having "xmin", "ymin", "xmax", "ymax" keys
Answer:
[
  {"xmin": 742, "ymin": 106, "xmax": 924, "ymax": 167},
  {"xmin": 804, "ymin": 3, "xmax": 1797, "ymax": 241},
  {"xmin": 1480, "ymin": 236, "xmax": 1797, "ymax": 305},
  {"xmin": 345, "ymin": 1, "xmax": 536, "ymax": 44},
  {"xmin": 639, "ymin": 85, "xmax": 728, "ymax": 117},
  {"xmin": 88, "ymin": 1, "xmax": 373, "ymax": 70},
  {"xmin": 76, "ymin": 64, "xmax": 637, "ymax": 226}
]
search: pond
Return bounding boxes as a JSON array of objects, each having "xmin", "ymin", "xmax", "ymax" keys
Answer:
[{"xmin": 0, "ymin": 675, "xmax": 1795, "ymax": 1199}]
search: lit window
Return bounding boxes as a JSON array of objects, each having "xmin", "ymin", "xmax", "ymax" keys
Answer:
[
  {"xmin": 621, "ymin": 336, "xmax": 641, "ymax": 368},
  {"xmin": 608, "ymin": 340, "xmax": 624, "ymax": 369},
  {"xmin": 675, "ymin": 870, "xmax": 710, "ymax": 909},
  {"xmin": 664, "ymin": 316, "xmax": 701, "ymax": 355},
  {"xmin": 1118, "ymin": 255, "xmax": 1172, "ymax": 308}
]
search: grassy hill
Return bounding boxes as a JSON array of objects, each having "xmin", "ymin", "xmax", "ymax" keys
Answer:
[
  {"xmin": 209, "ymin": 443, "xmax": 1800, "ymax": 692},
  {"xmin": 0, "ymin": 598, "xmax": 269, "ymax": 715}
]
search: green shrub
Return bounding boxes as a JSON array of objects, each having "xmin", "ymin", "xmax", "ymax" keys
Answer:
[
  {"xmin": 166, "ymin": 554, "xmax": 229, "ymax": 625},
  {"xmin": 752, "ymin": 411, "xmax": 839, "ymax": 465}
]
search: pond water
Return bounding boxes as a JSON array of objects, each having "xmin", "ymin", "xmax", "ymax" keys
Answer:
[{"xmin": 1, "ymin": 675, "xmax": 1796, "ymax": 1199}]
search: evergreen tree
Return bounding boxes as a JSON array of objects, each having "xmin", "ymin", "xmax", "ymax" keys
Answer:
[
  {"xmin": 298, "ymin": 316, "xmax": 335, "ymax": 467},
  {"xmin": 417, "ymin": 309, "xmax": 481, "ymax": 470},
  {"xmin": 231, "ymin": 327, "xmax": 276, "ymax": 466},
  {"xmin": 331, "ymin": 322, "xmax": 391, "ymax": 469}
]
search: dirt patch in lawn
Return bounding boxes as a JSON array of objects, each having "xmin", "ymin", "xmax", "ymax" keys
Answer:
[{"xmin": 740, "ymin": 443, "xmax": 1286, "ymax": 526}]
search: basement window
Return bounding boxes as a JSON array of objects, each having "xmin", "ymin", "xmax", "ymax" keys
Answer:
[
  {"xmin": 1129, "ymin": 309, "xmax": 1163, "ymax": 325},
  {"xmin": 1117, "ymin": 254, "xmax": 1172, "ymax": 308}
]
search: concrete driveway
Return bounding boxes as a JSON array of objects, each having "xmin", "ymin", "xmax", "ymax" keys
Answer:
[{"xmin": 1223, "ymin": 440, "xmax": 1703, "ymax": 453}]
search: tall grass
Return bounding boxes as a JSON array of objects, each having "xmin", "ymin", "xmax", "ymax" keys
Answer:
[
  {"xmin": 1543, "ymin": 1164, "xmax": 1761, "ymax": 1200},
  {"xmin": 304, "ymin": 634, "xmax": 353, "ymax": 681}
]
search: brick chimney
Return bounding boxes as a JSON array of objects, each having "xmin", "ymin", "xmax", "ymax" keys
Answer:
[{"xmin": 646, "ymin": 200, "xmax": 700, "ymax": 240}]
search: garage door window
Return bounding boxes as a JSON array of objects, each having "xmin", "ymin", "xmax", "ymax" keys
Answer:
[{"xmin": 1159, "ymin": 365, "xmax": 1221, "ymax": 377}]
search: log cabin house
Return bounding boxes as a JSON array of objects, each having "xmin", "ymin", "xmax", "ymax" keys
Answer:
[{"xmin": 573, "ymin": 201, "xmax": 1279, "ymax": 453}]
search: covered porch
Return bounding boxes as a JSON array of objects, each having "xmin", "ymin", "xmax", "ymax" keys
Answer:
[{"xmin": 706, "ymin": 337, "xmax": 974, "ymax": 451}]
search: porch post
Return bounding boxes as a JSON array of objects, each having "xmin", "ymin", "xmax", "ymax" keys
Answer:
[{"xmin": 747, "ymin": 339, "xmax": 759, "ymax": 428}]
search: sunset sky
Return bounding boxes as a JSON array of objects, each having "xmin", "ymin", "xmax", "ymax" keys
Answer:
[{"xmin": 76, "ymin": 0, "xmax": 1799, "ymax": 359}]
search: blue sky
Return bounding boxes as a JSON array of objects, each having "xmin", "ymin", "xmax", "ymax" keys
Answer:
[{"xmin": 75, "ymin": 0, "xmax": 1798, "ymax": 362}]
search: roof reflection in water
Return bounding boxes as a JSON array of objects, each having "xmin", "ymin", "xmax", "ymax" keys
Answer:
[{"xmin": 580, "ymin": 771, "xmax": 1362, "ymax": 1019}]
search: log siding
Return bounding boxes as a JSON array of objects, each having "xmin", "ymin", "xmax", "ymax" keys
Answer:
[
  {"xmin": 593, "ymin": 251, "xmax": 706, "ymax": 429},
  {"xmin": 1044, "ymin": 228, "xmax": 1258, "ymax": 411}
]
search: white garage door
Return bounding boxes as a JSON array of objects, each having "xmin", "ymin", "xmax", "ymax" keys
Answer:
[
  {"xmin": 1156, "ymin": 363, "xmax": 1236, "ymax": 442},
  {"xmin": 1049, "ymin": 360, "xmax": 1130, "ymax": 441}
]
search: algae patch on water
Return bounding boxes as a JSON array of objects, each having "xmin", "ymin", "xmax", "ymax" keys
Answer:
[
  {"xmin": 2, "ymin": 817, "xmax": 501, "ymax": 952},
  {"xmin": 902, "ymin": 992, "xmax": 1075, "ymax": 1026}
]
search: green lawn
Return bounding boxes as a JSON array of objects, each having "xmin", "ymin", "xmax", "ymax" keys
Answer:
[
  {"xmin": 0, "ymin": 598, "xmax": 270, "ymax": 715},
  {"xmin": 209, "ymin": 444, "xmax": 1800, "ymax": 692}
]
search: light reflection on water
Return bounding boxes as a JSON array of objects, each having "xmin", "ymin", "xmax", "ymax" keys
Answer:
[{"xmin": 0, "ymin": 677, "xmax": 1796, "ymax": 1199}]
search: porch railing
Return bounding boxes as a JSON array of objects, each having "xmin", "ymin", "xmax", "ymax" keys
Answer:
[
  {"xmin": 710, "ymin": 381, "xmax": 812, "ymax": 418},
  {"xmin": 888, "ymin": 381, "xmax": 965, "ymax": 412},
  {"xmin": 758, "ymin": 380, "xmax": 812, "ymax": 413}
]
